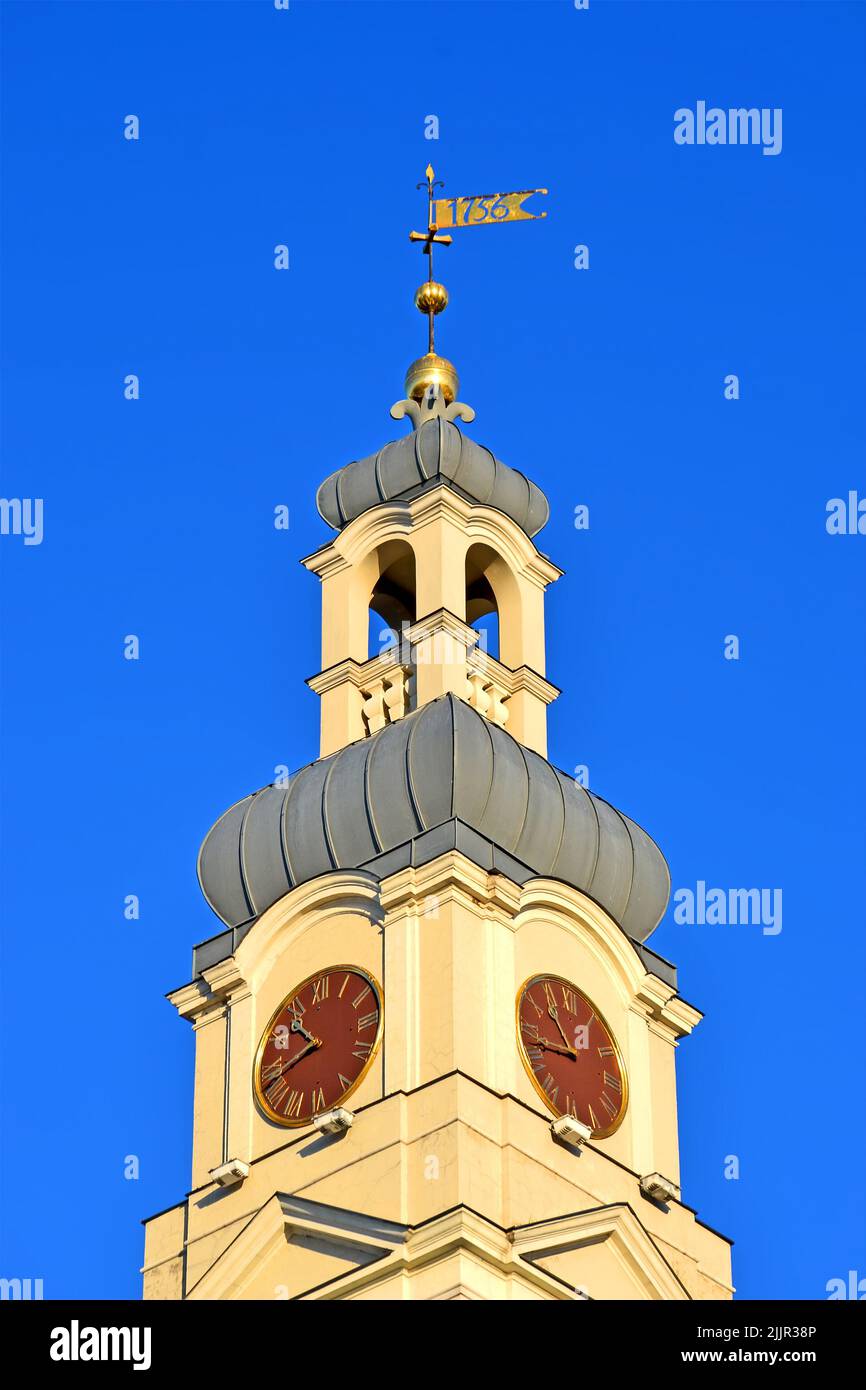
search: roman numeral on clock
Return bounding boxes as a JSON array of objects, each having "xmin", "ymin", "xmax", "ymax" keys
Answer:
[
  {"xmin": 352, "ymin": 985, "xmax": 371, "ymax": 1010},
  {"xmin": 311, "ymin": 976, "xmax": 329, "ymax": 1004},
  {"xmin": 357, "ymin": 1010, "xmax": 377, "ymax": 1032},
  {"xmin": 352, "ymin": 1039, "xmax": 372, "ymax": 1061},
  {"xmin": 311, "ymin": 1086, "xmax": 326, "ymax": 1113},
  {"xmin": 267, "ymin": 1076, "xmax": 290, "ymax": 1107},
  {"xmin": 284, "ymin": 1089, "xmax": 304, "ymax": 1118},
  {"xmin": 600, "ymin": 1091, "xmax": 618, "ymax": 1118},
  {"xmin": 541, "ymin": 1073, "xmax": 559, "ymax": 1105},
  {"xmin": 603, "ymin": 1071, "xmax": 621, "ymax": 1093}
]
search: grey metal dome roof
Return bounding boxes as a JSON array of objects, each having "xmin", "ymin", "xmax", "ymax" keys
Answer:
[
  {"xmin": 197, "ymin": 694, "xmax": 669, "ymax": 945},
  {"xmin": 316, "ymin": 418, "xmax": 549, "ymax": 538}
]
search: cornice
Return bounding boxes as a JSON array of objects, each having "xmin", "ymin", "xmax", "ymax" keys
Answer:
[
  {"xmin": 167, "ymin": 978, "xmax": 220, "ymax": 1023},
  {"xmin": 305, "ymin": 608, "xmax": 559, "ymax": 709},
  {"xmin": 633, "ymin": 975, "xmax": 702, "ymax": 1040},
  {"xmin": 378, "ymin": 851, "xmax": 508, "ymax": 918},
  {"xmin": 467, "ymin": 650, "xmax": 560, "ymax": 704},
  {"xmin": 301, "ymin": 484, "xmax": 563, "ymax": 588}
]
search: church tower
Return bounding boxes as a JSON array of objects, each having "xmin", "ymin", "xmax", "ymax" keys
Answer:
[{"xmin": 142, "ymin": 177, "xmax": 733, "ymax": 1301}]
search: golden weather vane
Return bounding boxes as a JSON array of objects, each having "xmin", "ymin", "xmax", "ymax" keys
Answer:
[{"xmin": 403, "ymin": 165, "xmax": 548, "ymax": 407}]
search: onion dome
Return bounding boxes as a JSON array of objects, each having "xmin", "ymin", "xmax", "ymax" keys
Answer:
[
  {"xmin": 316, "ymin": 414, "xmax": 549, "ymax": 539},
  {"xmin": 197, "ymin": 695, "xmax": 670, "ymax": 960}
]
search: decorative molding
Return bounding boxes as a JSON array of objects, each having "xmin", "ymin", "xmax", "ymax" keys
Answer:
[
  {"xmin": 634, "ymin": 976, "xmax": 703, "ymax": 1041},
  {"xmin": 167, "ymin": 978, "xmax": 214, "ymax": 1021},
  {"xmin": 516, "ymin": 878, "xmax": 653, "ymax": 1004},
  {"xmin": 378, "ymin": 851, "xmax": 505, "ymax": 918},
  {"xmin": 300, "ymin": 1205, "xmax": 584, "ymax": 1302},
  {"xmin": 302, "ymin": 484, "xmax": 562, "ymax": 589},
  {"xmin": 389, "ymin": 383, "xmax": 476, "ymax": 427},
  {"xmin": 172, "ymin": 872, "xmax": 384, "ymax": 1017},
  {"xmin": 235, "ymin": 872, "xmax": 383, "ymax": 993},
  {"xmin": 306, "ymin": 607, "xmax": 558, "ymax": 745},
  {"xmin": 511, "ymin": 1203, "xmax": 691, "ymax": 1301},
  {"xmin": 187, "ymin": 1195, "xmax": 675, "ymax": 1302},
  {"xmin": 201, "ymin": 957, "xmax": 250, "ymax": 1003}
]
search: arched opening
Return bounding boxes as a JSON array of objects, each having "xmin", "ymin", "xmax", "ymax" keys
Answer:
[
  {"xmin": 465, "ymin": 544, "xmax": 501, "ymax": 661},
  {"xmin": 367, "ymin": 541, "xmax": 416, "ymax": 660}
]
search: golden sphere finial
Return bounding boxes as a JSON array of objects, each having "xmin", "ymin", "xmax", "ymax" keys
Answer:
[
  {"xmin": 414, "ymin": 280, "xmax": 449, "ymax": 316},
  {"xmin": 404, "ymin": 352, "xmax": 459, "ymax": 405}
]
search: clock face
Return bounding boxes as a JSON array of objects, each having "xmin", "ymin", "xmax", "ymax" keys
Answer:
[
  {"xmin": 254, "ymin": 966, "xmax": 383, "ymax": 1127},
  {"xmin": 516, "ymin": 974, "xmax": 628, "ymax": 1137}
]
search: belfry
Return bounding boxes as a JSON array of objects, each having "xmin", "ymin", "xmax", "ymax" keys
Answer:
[{"xmin": 142, "ymin": 173, "xmax": 733, "ymax": 1301}]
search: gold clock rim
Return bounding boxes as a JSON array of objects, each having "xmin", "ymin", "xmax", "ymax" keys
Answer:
[
  {"xmin": 253, "ymin": 963, "xmax": 384, "ymax": 1129},
  {"xmin": 514, "ymin": 972, "xmax": 629, "ymax": 1139}
]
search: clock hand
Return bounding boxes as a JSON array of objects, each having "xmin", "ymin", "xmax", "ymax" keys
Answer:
[
  {"xmin": 267, "ymin": 1037, "xmax": 322, "ymax": 1082},
  {"xmin": 547, "ymin": 1005, "xmax": 577, "ymax": 1057},
  {"xmin": 537, "ymin": 1038, "xmax": 578, "ymax": 1058},
  {"xmin": 290, "ymin": 1019, "xmax": 317, "ymax": 1044},
  {"xmin": 286, "ymin": 1040, "xmax": 318, "ymax": 1069}
]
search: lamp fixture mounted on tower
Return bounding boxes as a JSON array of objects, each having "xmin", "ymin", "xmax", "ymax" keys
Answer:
[{"xmin": 405, "ymin": 165, "xmax": 548, "ymax": 405}]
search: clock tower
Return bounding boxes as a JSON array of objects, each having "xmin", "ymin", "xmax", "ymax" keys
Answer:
[{"xmin": 142, "ymin": 197, "xmax": 733, "ymax": 1300}]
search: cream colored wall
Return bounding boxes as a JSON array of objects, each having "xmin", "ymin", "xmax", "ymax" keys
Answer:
[
  {"xmin": 143, "ymin": 1075, "xmax": 732, "ymax": 1301},
  {"xmin": 379, "ymin": 857, "xmax": 689, "ymax": 1178},
  {"xmin": 190, "ymin": 883, "xmax": 384, "ymax": 1183},
  {"xmin": 145, "ymin": 857, "xmax": 731, "ymax": 1301},
  {"xmin": 141, "ymin": 1204, "xmax": 185, "ymax": 1301},
  {"xmin": 190, "ymin": 1006, "xmax": 227, "ymax": 1190},
  {"xmin": 183, "ymin": 856, "xmax": 677, "ymax": 1177}
]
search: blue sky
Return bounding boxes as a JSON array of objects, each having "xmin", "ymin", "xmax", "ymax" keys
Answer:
[{"xmin": 1, "ymin": 0, "xmax": 864, "ymax": 1300}]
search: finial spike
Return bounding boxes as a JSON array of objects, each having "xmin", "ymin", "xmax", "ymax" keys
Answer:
[
  {"xmin": 407, "ymin": 166, "xmax": 454, "ymax": 385},
  {"xmin": 404, "ymin": 169, "xmax": 548, "ymax": 403}
]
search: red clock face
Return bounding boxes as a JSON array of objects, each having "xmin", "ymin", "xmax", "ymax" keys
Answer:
[
  {"xmin": 516, "ymin": 975, "xmax": 628, "ymax": 1137},
  {"xmin": 254, "ymin": 966, "xmax": 383, "ymax": 1127}
]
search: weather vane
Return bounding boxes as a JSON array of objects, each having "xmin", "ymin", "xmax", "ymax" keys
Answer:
[{"xmin": 402, "ymin": 165, "xmax": 548, "ymax": 407}]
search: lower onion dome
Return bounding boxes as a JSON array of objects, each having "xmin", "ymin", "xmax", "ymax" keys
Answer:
[{"xmin": 197, "ymin": 695, "xmax": 670, "ymax": 950}]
